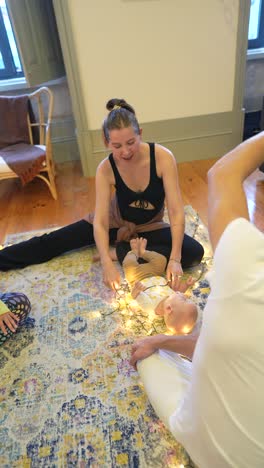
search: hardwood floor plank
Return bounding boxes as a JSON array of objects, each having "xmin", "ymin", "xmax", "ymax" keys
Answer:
[
  {"xmin": 177, "ymin": 162, "xmax": 210, "ymax": 225},
  {"xmin": 1, "ymin": 158, "xmax": 263, "ymax": 245},
  {"xmin": 189, "ymin": 159, "xmax": 217, "ymax": 184},
  {"xmin": 0, "ymin": 162, "xmax": 95, "ymax": 243}
]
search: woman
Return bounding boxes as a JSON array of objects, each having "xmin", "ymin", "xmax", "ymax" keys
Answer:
[
  {"xmin": 0, "ymin": 98, "xmax": 204, "ymax": 289},
  {"xmin": 0, "ymin": 292, "xmax": 31, "ymax": 345}
]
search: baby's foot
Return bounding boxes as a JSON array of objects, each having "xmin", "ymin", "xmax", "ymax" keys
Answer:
[
  {"xmin": 130, "ymin": 238, "xmax": 140, "ymax": 257},
  {"xmin": 138, "ymin": 237, "xmax": 147, "ymax": 257}
]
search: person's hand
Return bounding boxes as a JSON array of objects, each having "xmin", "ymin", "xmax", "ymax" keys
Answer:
[
  {"xmin": 166, "ymin": 259, "xmax": 183, "ymax": 291},
  {"xmin": 102, "ymin": 261, "xmax": 121, "ymax": 290},
  {"xmin": 130, "ymin": 335, "xmax": 162, "ymax": 369},
  {"xmin": 131, "ymin": 281, "xmax": 145, "ymax": 299},
  {"xmin": 0, "ymin": 311, "xmax": 19, "ymax": 335},
  {"xmin": 177, "ymin": 276, "xmax": 196, "ymax": 293}
]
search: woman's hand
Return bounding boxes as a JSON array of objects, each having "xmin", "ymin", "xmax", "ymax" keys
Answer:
[
  {"xmin": 102, "ymin": 260, "xmax": 121, "ymax": 290},
  {"xmin": 130, "ymin": 335, "xmax": 162, "ymax": 369},
  {"xmin": 166, "ymin": 259, "xmax": 183, "ymax": 291},
  {"xmin": 0, "ymin": 311, "xmax": 19, "ymax": 335}
]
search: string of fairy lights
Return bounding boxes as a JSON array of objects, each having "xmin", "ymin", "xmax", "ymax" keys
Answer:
[
  {"xmin": 100, "ymin": 257, "xmax": 211, "ymax": 338},
  {"xmin": 5, "ymin": 211, "xmax": 212, "ymax": 337},
  {"xmin": 101, "ymin": 212, "xmax": 213, "ymax": 336}
]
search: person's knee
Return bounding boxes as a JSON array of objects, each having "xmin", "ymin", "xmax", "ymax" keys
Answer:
[
  {"xmin": 182, "ymin": 238, "xmax": 204, "ymax": 268},
  {"xmin": 196, "ymin": 242, "xmax": 204, "ymax": 263},
  {"xmin": 116, "ymin": 241, "xmax": 130, "ymax": 264},
  {"xmin": 14, "ymin": 293, "xmax": 32, "ymax": 313}
]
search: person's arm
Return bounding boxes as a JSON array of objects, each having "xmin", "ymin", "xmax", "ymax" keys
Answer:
[
  {"xmin": 207, "ymin": 131, "xmax": 264, "ymax": 252},
  {"xmin": 130, "ymin": 333, "xmax": 199, "ymax": 369},
  {"xmin": 93, "ymin": 161, "xmax": 121, "ymax": 289},
  {"xmin": 0, "ymin": 299, "xmax": 10, "ymax": 315},
  {"xmin": 157, "ymin": 145, "xmax": 185, "ymax": 288}
]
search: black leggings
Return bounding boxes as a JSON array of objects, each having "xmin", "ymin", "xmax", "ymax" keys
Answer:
[{"xmin": 0, "ymin": 220, "xmax": 204, "ymax": 271}]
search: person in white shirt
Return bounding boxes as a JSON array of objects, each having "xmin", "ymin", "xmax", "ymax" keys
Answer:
[{"xmin": 130, "ymin": 132, "xmax": 264, "ymax": 468}]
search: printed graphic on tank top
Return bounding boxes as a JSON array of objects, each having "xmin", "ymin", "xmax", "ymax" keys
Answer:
[{"xmin": 109, "ymin": 143, "xmax": 165, "ymax": 225}]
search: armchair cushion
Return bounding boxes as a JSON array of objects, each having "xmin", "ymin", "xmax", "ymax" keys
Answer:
[
  {"xmin": 0, "ymin": 95, "xmax": 30, "ymax": 149},
  {"xmin": 0, "ymin": 143, "xmax": 46, "ymax": 185},
  {"xmin": 0, "ymin": 87, "xmax": 57, "ymax": 199}
]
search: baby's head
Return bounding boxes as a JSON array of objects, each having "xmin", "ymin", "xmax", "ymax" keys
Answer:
[{"xmin": 155, "ymin": 291, "xmax": 198, "ymax": 334}]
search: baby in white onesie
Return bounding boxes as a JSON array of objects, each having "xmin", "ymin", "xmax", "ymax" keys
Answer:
[{"xmin": 122, "ymin": 238, "xmax": 198, "ymax": 334}]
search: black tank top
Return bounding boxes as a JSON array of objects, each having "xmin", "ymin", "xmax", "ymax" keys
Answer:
[{"xmin": 109, "ymin": 142, "xmax": 165, "ymax": 224}]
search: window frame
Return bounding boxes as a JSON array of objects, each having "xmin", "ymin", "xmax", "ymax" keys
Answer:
[
  {"xmin": 248, "ymin": 0, "xmax": 264, "ymax": 50},
  {"xmin": 0, "ymin": 3, "xmax": 23, "ymax": 80}
]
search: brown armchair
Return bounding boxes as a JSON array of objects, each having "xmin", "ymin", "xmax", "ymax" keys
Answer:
[{"xmin": 0, "ymin": 86, "xmax": 57, "ymax": 199}]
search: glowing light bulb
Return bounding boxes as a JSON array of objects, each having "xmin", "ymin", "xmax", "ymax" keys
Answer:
[
  {"xmin": 92, "ymin": 311, "xmax": 101, "ymax": 318},
  {"xmin": 129, "ymin": 300, "xmax": 138, "ymax": 310},
  {"xmin": 182, "ymin": 325, "xmax": 191, "ymax": 334}
]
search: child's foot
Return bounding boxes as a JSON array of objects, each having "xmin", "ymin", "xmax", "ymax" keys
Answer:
[
  {"xmin": 138, "ymin": 237, "xmax": 147, "ymax": 257},
  {"xmin": 130, "ymin": 238, "xmax": 140, "ymax": 257}
]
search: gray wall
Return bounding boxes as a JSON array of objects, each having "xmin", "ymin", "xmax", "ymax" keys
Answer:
[{"xmin": 244, "ymin": 58, "xmax": 264, "ymax": 112}]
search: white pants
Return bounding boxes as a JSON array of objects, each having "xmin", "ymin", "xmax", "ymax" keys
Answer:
[{"xmin": 137, "ymin": 350, "xmax": 192, "ymax": 430}]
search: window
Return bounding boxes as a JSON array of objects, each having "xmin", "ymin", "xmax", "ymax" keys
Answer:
[
  {"xmin": 0, "ymin": 0, "xmax": 23, "ymax": 80},
  {"xmin": 248, "ymin": 0, "xmax": 264, "ymax": 49}
]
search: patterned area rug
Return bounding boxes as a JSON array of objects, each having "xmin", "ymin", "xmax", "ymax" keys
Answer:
[{"xmin": 0, "ymin": 206, "xmax": 212, "ymax": 467}]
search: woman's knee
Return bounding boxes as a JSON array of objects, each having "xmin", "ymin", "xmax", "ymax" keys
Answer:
[
  {"xmin": 182, "ymin": 235, "xmax": 204, "ymax": 268},
  {"xmin": 116, "ymin": 241, "xmax": 130, "ymax": 264}
]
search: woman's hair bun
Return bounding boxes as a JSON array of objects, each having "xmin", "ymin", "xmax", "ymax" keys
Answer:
[
  {"xmin": 106, "ymin": 98, "xmax": 135, "ymax": 115},
  {"xmin": 106, "ymin": 98, "xmax": 126, "ymax": 111}
]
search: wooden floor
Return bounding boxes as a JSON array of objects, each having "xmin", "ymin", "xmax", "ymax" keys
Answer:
[{"xmin": 0, "ymin": 159, "xmax": 264, "ymax": 244}]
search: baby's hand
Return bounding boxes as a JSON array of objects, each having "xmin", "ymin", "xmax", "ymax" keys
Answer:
[
  {"xmin": 177, "ymin": 276, "xmax": 196, "ymax": 293},
  {"xmin": 131, "ymin": 281, "xmax": 145, "ymax": 299}
]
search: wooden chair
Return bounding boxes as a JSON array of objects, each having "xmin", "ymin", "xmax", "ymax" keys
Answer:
[{"xmin": 0, "ymin": 87, "xmax": 57, "ymax": 199}]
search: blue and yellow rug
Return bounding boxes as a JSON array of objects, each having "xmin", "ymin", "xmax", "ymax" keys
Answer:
[{"xmin": 0, "ymin": 206, "xmax": 212, "ymax": 467}]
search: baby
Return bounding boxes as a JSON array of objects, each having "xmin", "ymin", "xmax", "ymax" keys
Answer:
[{"xmin": 120, "ymin": 238, "xmax": 198, "ymax": 334}]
